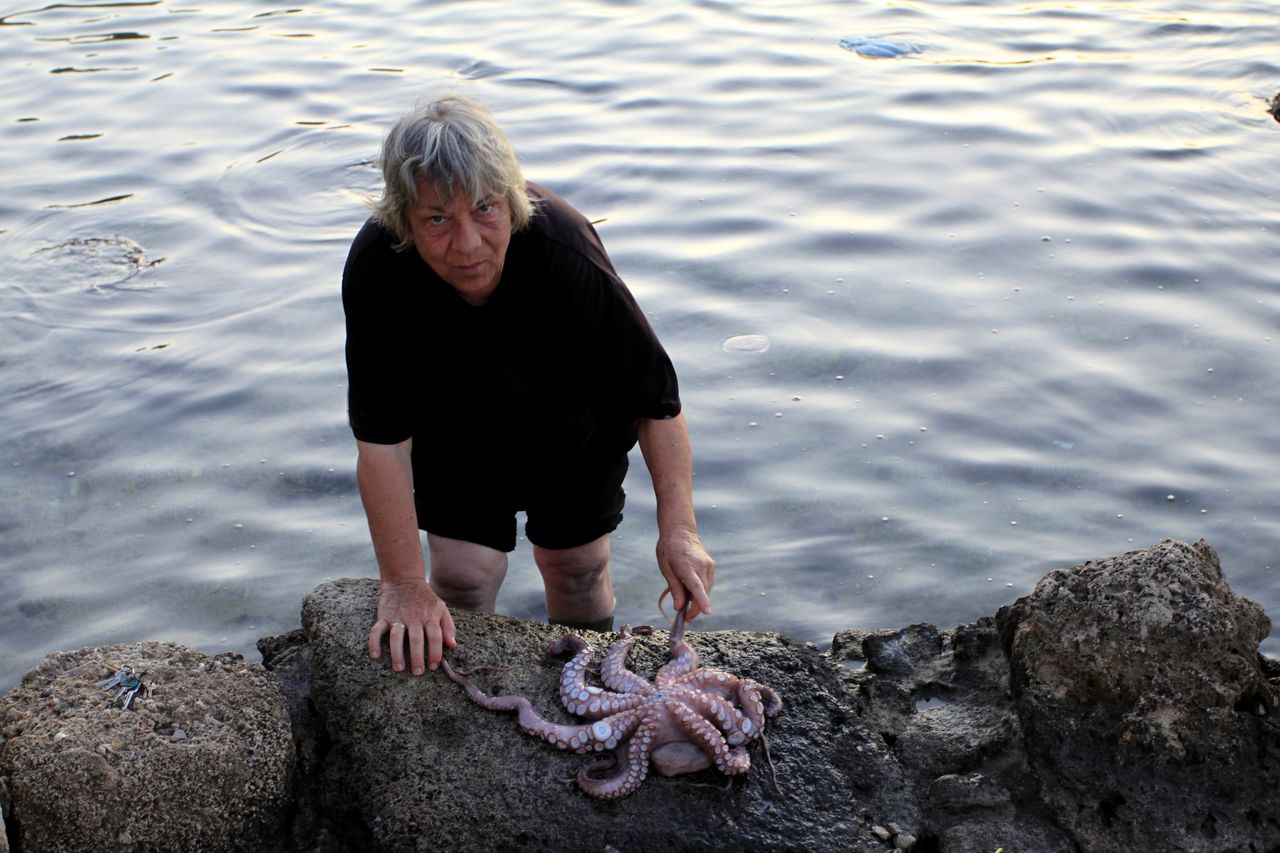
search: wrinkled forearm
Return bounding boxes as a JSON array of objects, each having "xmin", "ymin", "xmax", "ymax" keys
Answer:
[
  {"xmin": 356, "ymin": 439, "xmax": 426, "ymax": 584},
  {"xmin": 636, "ymin": 413, "xmax": 698, "ymax": 536}
]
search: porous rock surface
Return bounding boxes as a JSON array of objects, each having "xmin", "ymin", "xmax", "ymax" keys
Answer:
[
  {"xmin": 999, "ymin": 538, "xmax": 1280, "ymax": 850},
  {"xmin": 289, "ymin": 538, "xmax": 1276, "ymax": 851},
  {"xmin": 5, "ymin": 538, "xmax": 1278, "ymax": 852},
  {"xmin": 0, "ymin": 641, "xmax": 293, "ymax": 852},
  {"xmin": 301, "ymin": 578, "xmax": 918, "ymax": 852}
]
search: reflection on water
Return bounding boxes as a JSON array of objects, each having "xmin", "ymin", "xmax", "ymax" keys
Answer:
[{"xmin": 1, "ymin": 0, "xmax": 1278, "ymax": 690}]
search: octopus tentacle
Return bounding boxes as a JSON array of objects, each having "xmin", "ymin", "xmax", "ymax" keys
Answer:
[
  {"xmin": 576, "ymin": 711, "xmax": 658, "ymax": 799},
  {"xmin": 670, "ymin": 698, "xmax": 751, "ymax": 776},
  {"xmin": 737, "ymin": 679, "xmax": 785, "ymax": 732},
  {"xmin": 441, "ymin": 661, "xmax": 642, "ymax": 754},
  {"xmin": 676, "ymin": 667, "xmax": 742, "ymax": 700},
  {"xmin": 670, "ymin": 687, "xmax": 756, "ymax": 746},
  {"xmin": 550, "ymin": 633, "xmax": 643, "ymax": 719},
  {"xmin": 444, "ymin": 605, "xmax": 782, "ymax": 799},
  {"xmin": 599, "ymin": 625, "xmax": 654, "ymax": 695},
  {"xmin": 675, "ymin": 672, "xmax": 784, "ymax": 731},
  {"xmin": 656, "ymin": 606, "xmax": 700, "ymax": 687}
]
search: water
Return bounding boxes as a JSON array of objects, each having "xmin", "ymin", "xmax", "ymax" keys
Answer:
[{"xmin": 2, "ymin": 0, "xmax": 1278, "ymax": 691}]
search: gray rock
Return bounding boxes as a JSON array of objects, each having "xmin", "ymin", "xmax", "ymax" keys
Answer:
[
  {"xmin": 928, "ymin": 773, "xmax": 1012, "ymax": 815},
  {"xmin": 844, "ymin": 613, "xmax": 1074, "ymax": 851},
  {"xmin": 939, "ymin": 818, "xmax": 1077, "ymax": 853},
  {"xmin": 999, "ymin": 538, "xmax": 1280, "ymax": 851},
  {"xmin": 5, "ymin": 537, "xmax": 1276, "ymax": 853},
  {"xmin": 302, "ymin": 577, "xmax": 917, "ymax": 852},
  {"xmin": 863, "ymin": 624, "xmax": 944, "ymax": 677},
  {"xmin": 0, "ymin": 641, "xmax": 293, "ymax": 852}
]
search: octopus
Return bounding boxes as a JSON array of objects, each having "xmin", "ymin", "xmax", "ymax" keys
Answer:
[{"xmin": 440, "ymin": 607, "xmax": 783, "ymax": 799}]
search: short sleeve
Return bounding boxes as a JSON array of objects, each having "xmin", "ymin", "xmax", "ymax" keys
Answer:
[{"xmin": 342, "ymin": 221, "xmax": 416, "ymax": 445}]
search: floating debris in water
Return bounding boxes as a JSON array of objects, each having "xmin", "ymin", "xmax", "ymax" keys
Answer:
[
  {"xmin": 722, "ymin": 334, "xmax": 770, "ymax": 353},
  {"xmin": 839, "ymin": 36, "xmax": 921, "ymax": 58}
]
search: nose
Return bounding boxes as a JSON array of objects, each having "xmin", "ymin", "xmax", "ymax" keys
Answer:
[{"xmin": 452, "ymin": 212, "xmax": 482, "ymax": 252}]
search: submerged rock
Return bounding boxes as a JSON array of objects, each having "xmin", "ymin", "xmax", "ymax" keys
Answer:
[{"xmin": 0, "ymin": 641, "xmax": 293, "ymax": 852}]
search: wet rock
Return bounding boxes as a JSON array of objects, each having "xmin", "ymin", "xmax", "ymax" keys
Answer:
[
  {"xmin": 5, "ymin": 538, "xmax": 1276, "ymax": 852},
  {"xmin": 0, "ymin": 641, "xmax": 293, "ymax": 852},
  {"xmin": 258, "ymin": 628, "xmax": 324, "ymax": 849},
  {"xmin": 928, "ymin": 773, "xmax": 1012, "ymax": 815},
  {"xmin": 845, "ymin": 611, "xmax": 1072, "ymax": 852},
  {"xmin": 862, "ymin": 624, "xmax": 943, "ymax": 677},
  {"xmin": 999, "ymin": 538, "xmax": 1280, "ymax": 851},
  {"xmin": 939, "ymin": 818, "xmax": 1077, "ymax": 853},
  {"xmin": 302, "ymin": 578, "xmax": 917, "ymax": 852}
]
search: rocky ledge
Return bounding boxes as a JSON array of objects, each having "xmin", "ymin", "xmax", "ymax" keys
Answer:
[{"xmin": 2, "ymin": 538, "xmax": 1277, "ymax": 852}]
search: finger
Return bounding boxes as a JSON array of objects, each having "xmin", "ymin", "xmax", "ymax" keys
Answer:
[
  {"xmin": 660, "ymin": 569, "xmax": 689, "ymax": 617},
  {"xmin": 656, "ymin": 554, "xmax": 686, "ymax": 611},
  {"xmin": 408, "ymin": 621, "xmax": 427, "ymax": 676},
  {"xmin": 441, "ymin": 608, "xmax": 458, "ymax": 650},
  {"xmin": 368, "ymin": 619, "xmax": 388, "ymax": 659},
  {"xmin": 425, "ymin": 618, "xmax": 444, "ymax": 672},
  {"xmin": 689, "ymin": 578, "xmax": 712, "ymax": 618},
  {"xmin": 388, "ymin": 621, "xmax": 407, "ymax": 672}
]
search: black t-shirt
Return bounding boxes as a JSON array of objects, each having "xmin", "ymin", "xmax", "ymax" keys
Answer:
[{"xmin": 342, "ymin": 182, "xmax": 681, "ymax": 486}]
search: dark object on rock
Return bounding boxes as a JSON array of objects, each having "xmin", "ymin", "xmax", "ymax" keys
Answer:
[
  {"xmin": 0, "ymin": 641, "xmax": 293, "ymax": 852},
  {"xmin": 1271, "ymin": 91, "xmax": 1280, "ymax": 122},
  {"xmin": 999, "ymin": 538, "xmax": 1279, "ymax": 851}
]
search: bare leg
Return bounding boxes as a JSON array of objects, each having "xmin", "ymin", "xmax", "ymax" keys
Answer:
[
  {"xmin": 535, "ymin": 533, "xmax": 615, "ymax": 625},
  {"xmin": 427, "ymin": 533, "xmax": 508, "ymax": 613}
]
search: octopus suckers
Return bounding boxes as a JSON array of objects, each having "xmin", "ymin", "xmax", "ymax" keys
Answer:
[{"xmin": 442, "ymin": 611, "xmax": 783, "ymax": 798}]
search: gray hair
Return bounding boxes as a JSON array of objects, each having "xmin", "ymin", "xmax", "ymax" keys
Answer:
[{"xmin": 371, "ymin": 95, "xmax": 536, "ymax": 250}]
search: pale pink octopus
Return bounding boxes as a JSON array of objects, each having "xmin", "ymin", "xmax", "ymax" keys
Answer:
[{"xmin": 441, "ymin": 607, "xmax": 783, "ymax": 799}]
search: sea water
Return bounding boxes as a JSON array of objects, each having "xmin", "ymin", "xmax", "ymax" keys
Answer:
[{"xmin": 1, "ymin": 0, "xmax": 1278, "ymax": 690}]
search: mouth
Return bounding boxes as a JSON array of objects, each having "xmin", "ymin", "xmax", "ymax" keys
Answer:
[{"xmin": 454, "ymin": 260, "xmax": 488, "ymax": 276}]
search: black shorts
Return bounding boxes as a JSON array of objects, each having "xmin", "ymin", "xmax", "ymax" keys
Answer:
[{"xmin": 414, "ymin": 451, "xmax": 628, "ymax": 553}]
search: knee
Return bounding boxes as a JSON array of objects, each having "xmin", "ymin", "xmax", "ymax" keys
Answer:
[
  {"xmin": 428, "ymin": 547, "xmax": 507, "ymax": 611},
  {"xmin": 536, "ymin": 541, "xmax": 611, "ymax": 595}
]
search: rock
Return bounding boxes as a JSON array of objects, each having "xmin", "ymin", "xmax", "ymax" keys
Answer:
[
  {"xmin": 999, "ymin": 538, "xmax": 1280, "ymax": 851},
  {"xmin": 258, "ymin": 628, "xmax": 324, "ymax": 848},
  {"xmin": 0, "ymin": 641, "xmax": 293, "ymax": 852},
  {"xmin": 844, "ymin": 614, "xmax": 1074, "ymax": 852},
  {"xmin": 863, "ymin": 624, "xmax": 944, "ymax": 677},
  {"xmin": 928, "ymin": 773, "xmax": 1012, "ymax": 815},
  {"xmin": 939, "ymin": 818, "xmax": 1077, "ymax": 853},
  {"xmin": 5, "ymin": 538, "xmax": 1277, "ymax": 852},
  {"xmin": 302, "ymin": 577, "xmax": 918, "ymax": 852}
]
